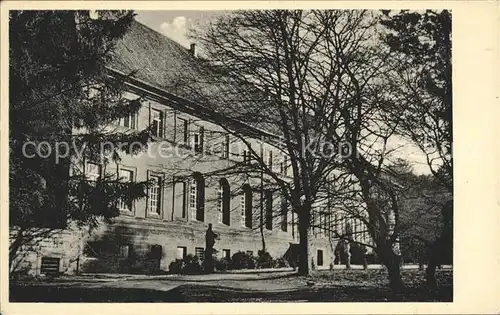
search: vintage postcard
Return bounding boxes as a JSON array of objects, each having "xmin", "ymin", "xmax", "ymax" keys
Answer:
[{"xmin": 1, "ymin": 1, "xmax": 498, "ymax": 314}]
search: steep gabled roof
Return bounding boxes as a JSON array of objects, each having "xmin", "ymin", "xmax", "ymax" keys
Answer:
[
  {"xmin": 109, "ymin": 20, "xmax": 279, "ymax": 137},
  {"xmin": 110, "ymin": 20, "xmax": 201, "ymax": 99}
]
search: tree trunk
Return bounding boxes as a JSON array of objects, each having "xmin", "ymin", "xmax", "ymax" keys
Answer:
[
  {"xmin": 297, "ymin": 221, "xmax": 310, "ymax": 276},
  {"xmin": 387, "ymin": 258, "xmax": 404, "ymax": 292},
  {"xmin": 426, "ymin": 245, "xmax": 439, "ymax": 289},
  {"xmin": 378, "ymin": 244, "xmax": 405, "ymax": 292},
  {"xmin": 345, "ymin": 241, "xmax": 351, "ymax": 270},
  {"xmin": 9, "ymin": 229, "xmax": 25, "ymax": 269}
]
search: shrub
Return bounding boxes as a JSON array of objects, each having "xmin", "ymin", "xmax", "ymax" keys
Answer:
[
  {"xmin": 168, "ymin": 259, "xmax": 184, "ymax": 274},
  {"xmin": 183, "ymin": 254, "xmax": 202, "ymax": 274},
  {"xmin": 273, "ymin": 257, "xmax": 290, "ymax": 268},
  {"xmin": 350, "ymin": 243, "xmax": 368, "ymax": 265},
  {"xmin": 215, "ymin": 257, "xmax": 230, "ymax": 272},
  {"xmin": 231, "ymin": 251, "xmax": 255, "ymax": 269},
  {"xmin": 256, "ymin": 250, "xmax": 273, "ymax": 269},
  {"xmin": 365, "ymin": 252, "xmax": 379, "ymax": 264},
  {"xmin": 168, "ymin": 255, "xmax": 202, "ymax": 274}
]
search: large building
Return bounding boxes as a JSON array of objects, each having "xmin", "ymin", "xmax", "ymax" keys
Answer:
[{"xmin": 12, "ymin": 20, "xmax": 372, "ymax": 276}]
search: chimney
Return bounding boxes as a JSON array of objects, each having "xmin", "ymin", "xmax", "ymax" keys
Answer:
[{"xmin": 189, "ymin": 43, "xmax": 196, "ymax": 57}]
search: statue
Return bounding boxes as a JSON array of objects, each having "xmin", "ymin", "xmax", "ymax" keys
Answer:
[{"xmin": 204, "ymin": 224, "xmax": 219, "ymax": 273}]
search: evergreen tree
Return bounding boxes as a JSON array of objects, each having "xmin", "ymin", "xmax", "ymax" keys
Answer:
[
  {"xmin": 9, "ymin": 10, "xmax": 151, "ymax": 267},
  {"xmin": 380, "ymin": 10, "xmax": 452, "ymax": 288}
]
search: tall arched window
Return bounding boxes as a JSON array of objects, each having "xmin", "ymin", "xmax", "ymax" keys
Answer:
[
  {"xmin": 241, "ymin": 184, "xmax": 252, "ymax": 228},
  {"xmin": 219, "ymin": 178, "xmax": 230, "ymax": 226},
  {"xmin": 280, "ymin": 194, "xmax": 288, "ymax": 232},
  {"xmin": 265, "ymin": 190, "xmax": 273, "ymax": 230},
  {"xmin": 190, "ymin": 172, "xmax": 205, "ymax": 221}
]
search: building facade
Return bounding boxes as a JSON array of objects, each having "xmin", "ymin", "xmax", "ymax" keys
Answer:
[{"xmin": 12, "ymin": 20, "xmax": 372, "ymax": 276}]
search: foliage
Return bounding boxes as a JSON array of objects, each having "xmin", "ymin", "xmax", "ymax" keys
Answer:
[
  {"xmin": 187, "ymin": 9, "xmax": 407, "ymax": 279},
  {"xmin": 255, "ymin": 250, "xmax": 274, "ymax": 269},
  {"xmin": 350, "ymin": 243, "xmax": 368, "ymax": 265},
  {"xmin": 168, "ymin": 255, "xmax": 202, "ymax": 274},
  {"xmin": 380, "ymin": 10, "xmax": 452, "ymax": 190},
  {"xmin": 9, "ymin": 10, "xmax": 152, "ymax": 267},
  {"xmin": 273, "ymin": 257, "xmax": 290, "ymax": 268},
  {"xmin": 215, "ymin": 257, "xmax": 230, "ymax": 272},
  {"xmin": 230, "ymin": 251, "xmax": 256, "ymax": 270},
  {"xmin": 168, "ymin": 259, "xmax": 185, "ymax": 274}
]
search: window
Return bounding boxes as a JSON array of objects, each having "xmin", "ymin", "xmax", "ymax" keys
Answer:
[
  {"xmin": 189, "ymin": 179, "xmax": 197, "ymax": 213},
  {"xmin": 176, "ymin": 117, "xmax": 189, "ymax": 144},
  {"xmin": 242, "ymin": 184, "xmax": 252, "ymax": 228},
  {"xmin": 280, "ymin": 156, "xmax": 288, "ymax": 176},
  {"xmin": 334, "ymin": 214, "xmax": 338, "ymax": 235},
  {"xmin": 40, "ymin": 257, "xmax": 60, "ymax": 276},
  {"xmin": 150, "ymin": 244, "xmax": 162, "ymax": 260},
  {"xmin": 195, "ymin": 247, "xmax": 205, "ymax": 261},
  {"xmin": 265, "ymin": 190, "xmax": 273, "ymax": 230},
  {"xmin": 173, "ymin": 181, "xmax": 187, "ymax": 218},
  {"xmin": 192, "ymin": 125, "xmax": 204, "ymax": 152},
  {"xmin": 319, "ymin": 213, "xmax": 326, "ymax": 236},
  {"xmin": 148, "ymin": 175, "xmax": 162, "ymax": 214},
  {"xmin": 267, "ymin": 151, "xmax": 273, "ymax": 170},
  {"xmin": 242, "ymin": 145, "xmax": 251, "ymax": 164},
  {"xmin": 119, "ymin": 245, "xmax": 130, "ymax": 259},
  {"xmin": 189, "ymin": 179, "xmax": 196, "ymax": 219},
  {"xmin": 177, "ymin": 246, "xmax": 187, "ymax": 259},
  {"xmin": 217, "ymin": 185, "xmax": 223, "ymax": 223},
  {"xmin": 190, "ymin": 173, "xmax": 205, "ymax": 221},
  {"xmin": 222, "ymin": 135, "xmax": 230, "ymax": 158},
  {"xmin": 280, "ymin": 196, "xmax": 288, "ymax": 232},
  {"xmin": 151, "ymin": 109, "xmax": 163, "ymax": 137},
  {"xmin": 242, "ymin": 149, "xmax": 250, "ymax": 164},
  {"xmin": 317, "ymin": 249, "xmax": 324, "ymax": 266},
  {"xmin": 240, "ymin": 195, "xmax": 246, "ymax": 227},
  {"xmin": 219, "ymin": 178, "xmax": 230, "ymax": 226},
  {"xmin": 84, "ymin": 241, "xmax": 106, "ymax": 258},
  {"xmin": 311, "ymin": 211, "xmax": 316, "ymax": 235},
  {"xmin": 85, "ymin": 162, "xmax": 101, "ymax": 181},
  {"xmin": 120, "ymin": 113, "xmax": 136, "ymax": 129},
  {"xmin": 222, "ymin": 249, "xmax": 231, "ymax": 260},
  {"xmin": 118, "ymin": 169, "xmax": 134, "ymax": 212}
]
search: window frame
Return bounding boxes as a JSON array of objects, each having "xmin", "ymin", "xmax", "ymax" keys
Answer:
[
  {"xmin": 85, "ymin": 161, "xmax": 102, "ymax": 182},
  {"xmin": 150, "ymin": 108, "xmax": 164, "ymax": 138},
  {"xmin": 190, "ymin": 173, "xmax": 205, "ymax": 222},
  {"xmin": 265, "ymin": 190, "xmax": 273, "ymax": 230},
  {"xmin": 175, "ymin": 116, "xmax": 189, "ymax": 145},
  {"xmin": 117, "ymin": 167, "xmax": 136, "ymax": 214},
  {"xmin": 242, "ymin": 184, "xmax": 253, "ymax": 229},
  {"xmin": 177, "ymin": 246, "xmax": 187, "ymax": 259},
  {"xmin": 219, "ymin": 178, "xmax": 231, "ymax": 226},
  {"xmin": 147, "ymin": 171, "xmax": 164, "ymax": 218},
  {"xmin": 280, "ymin": 195, "xmax": 288, "ymax": 232},
  {"xmin": 119, "ymin": 112, "xmax": 137, "ymax": 129}
]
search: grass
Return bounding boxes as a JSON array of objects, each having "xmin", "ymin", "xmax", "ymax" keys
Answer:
[{"xmin": 10, "ymin": 268, "xmax": 452, "ymax": 302}]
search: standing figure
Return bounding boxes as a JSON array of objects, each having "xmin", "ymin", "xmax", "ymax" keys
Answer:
[{"xmin": 204, "ymin": 224, "xmax": 219, "ymax": 273}]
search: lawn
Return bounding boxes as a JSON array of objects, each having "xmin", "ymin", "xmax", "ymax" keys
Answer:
[{"xmin": 10, "ymin": 268, "xmax": 452, "ymax": 302}]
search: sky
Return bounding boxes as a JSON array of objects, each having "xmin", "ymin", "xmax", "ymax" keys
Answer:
[
  {"xmin": 135, "ymin": 11, "xmax": 223, "ymax": 48},
  {"xmin": 133, "ymin": 11, "xmax": 435, "ymax": 175}
]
